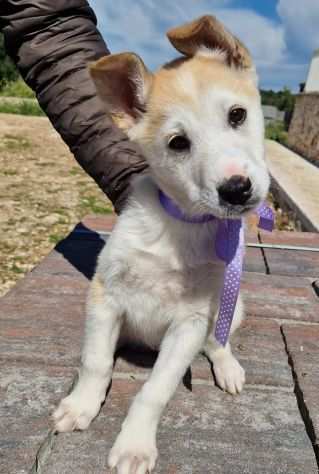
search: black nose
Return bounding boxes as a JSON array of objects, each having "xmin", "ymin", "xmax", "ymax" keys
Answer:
[{"xmin": 218, "ymin": 175, "xmax": 252, "ymax": 205}]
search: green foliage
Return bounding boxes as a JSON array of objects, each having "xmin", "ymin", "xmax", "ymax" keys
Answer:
[
  {"xmin": 1, "ymin": 78, "xmax": 35, "ymax": 98},
  {"xmin": 260, "ymin": 87, "xmax": 295, "ymax": 115},
  {"xmin": 0, "ymin": 33, "xmax": 19, "ymax": 87},
  {"xmin": 265, "ymin": 121, "xmax": 288, "ymax": 145},
  {"xmin": 0, "ymin": 99, "xmax": 44, "ymax": 116},
  {"xmin": 261, "ymin": 87, "xmax": 296, "ymax": 131},
  {"xmin": 0, "ymin": 33, "xmax": 35, "ymax": 101},
  {"xmin": 10, "ymin": 263, "xmax": 24, "ymax": 274}
]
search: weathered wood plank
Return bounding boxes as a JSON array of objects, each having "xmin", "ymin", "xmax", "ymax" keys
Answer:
[
  {"xmin": 282, "ymin": 324, "xmax": 319, "ymax": 455},
  {"xmin": 0, "ymin": 281, "xmax": 292, "ymax": 388},
  {"xmin": 1, "ymin": 248, "xmax": 316, "ymax": 368},
  {"xmin": 80, "ymin": 214, "xmax": 116, "ymax": 233},
  {"xmin": 44, "ymin": 379, "xmax": 316, "ymax": 474},
  {"xmin": 241, "ymin": 272, "xmax": 319, "ymax": 323},
  {"xmin": 1, "ymin": 219, "xmax": 319, "ymax": 473},
  {"xmin": 259, "ymin": 229, "xmax": 319, "ymax": 247},
  {"xmin": 115, "ymin": 318, "xmax": 292, "ymax": 388},
  {"xmin": 0, "ymin": 292, "xmax": 84, "ymax": 366},
  {"xmin": 244, "ymin": 247, "xmax": 267, "ymax": 273},
  {"xmin": 0, "ymin": 364, "xmax": 74, "ymax": 474},
  {"xmin": 258, "ymin": 229, "xmax": 319, "ymax": 278},
  {"xmin": 262, "ymin": 247, "xmax": 319, "ymax": 278}
]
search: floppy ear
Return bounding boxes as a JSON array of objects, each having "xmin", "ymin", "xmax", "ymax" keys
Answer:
[
  {"xmin": 167, "ymin": 15, "xmax": 252, "ymax": 69},
  {"xmin": 89, "ymin": 53, "xmax": 153, "ymax": 129}
]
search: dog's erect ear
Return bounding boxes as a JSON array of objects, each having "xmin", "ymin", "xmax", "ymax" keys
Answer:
[
  {"xmin": 167, "ymin": 15, "xmax": 252, "ymax": 69},
  {"xmin": 89, "ymin": 53, "xmax": 153, "ymax": 129}
]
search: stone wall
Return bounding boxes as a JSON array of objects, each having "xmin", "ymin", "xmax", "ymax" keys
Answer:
[{"xmin": 288, "ymin": 93, "xmax": 319, "ymax": 163}]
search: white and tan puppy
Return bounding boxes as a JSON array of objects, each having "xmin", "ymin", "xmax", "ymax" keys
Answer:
[{"xmin": 53, "ymin": 15, "xmax": 270, "ymax": 473}]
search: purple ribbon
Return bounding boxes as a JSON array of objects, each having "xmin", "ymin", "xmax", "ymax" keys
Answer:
[{"xmin": 158, "ymin": 190, "xmax": 274, "ymax": 346}]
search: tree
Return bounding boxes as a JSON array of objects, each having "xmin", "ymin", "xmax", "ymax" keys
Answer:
[
  {"xmin": 260, "ymin": 87, "xmax": 295, "ymax": 115},
  {"xmin": 260, "ymin": 87, "xmax": 296, "ymax": 129},
  {"xmin": 0, "ymin": 33, "xmax": 19, "ymax": 87},
  {"xmin": 277, "ymin": 87, "xmax": 295, "ymax": 115}
]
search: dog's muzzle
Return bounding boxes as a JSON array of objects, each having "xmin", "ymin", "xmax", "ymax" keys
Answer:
[{"xmin": 218, "ymin": 175, "xmax": 252, "ymax": 206}]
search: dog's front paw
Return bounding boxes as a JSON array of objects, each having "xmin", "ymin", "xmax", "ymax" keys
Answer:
[
  {"xmin": 213, "ymin": 353, "xmax": 245, "ymax": 395},
  {"xmin": 108, "ymin": 428, "xmax": 158, "ymax": 474},
  {"xmin": 52, "ymin": 392, "xmax": 101, "ymax": 432}
]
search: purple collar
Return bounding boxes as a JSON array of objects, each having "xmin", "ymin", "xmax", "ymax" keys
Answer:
[
  {"xmin": 158, "ymin": 189, "xmax": 274, "ymax": 346},
  {"xmin": 158, "ymin": 190, "xmax": 215, "ymax": 224}
]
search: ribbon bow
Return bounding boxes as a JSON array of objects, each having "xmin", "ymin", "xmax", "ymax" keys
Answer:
[{"xmin": 159, "ymin": 190, "xmax": 274, "ymax": 346}]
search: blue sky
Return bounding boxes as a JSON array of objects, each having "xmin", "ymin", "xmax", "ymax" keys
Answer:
[{"xmin": 89, "ymin": 0, "xmax": 319, "ymax": 91}]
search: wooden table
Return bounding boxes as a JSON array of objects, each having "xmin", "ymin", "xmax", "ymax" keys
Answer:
[{"xmin": 1, "ymin": 215, "xmax": 318, "ymax": 473}]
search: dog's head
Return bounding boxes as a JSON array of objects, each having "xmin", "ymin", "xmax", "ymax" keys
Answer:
[{"xmin": 90, "ymin": 15, "xmax": 269, "ymax": 218}]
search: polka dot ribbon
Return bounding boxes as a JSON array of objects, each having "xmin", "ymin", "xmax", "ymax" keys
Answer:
[{"xmin": 159, "ymin": 190, "xmax": 274, "ymax": 346}]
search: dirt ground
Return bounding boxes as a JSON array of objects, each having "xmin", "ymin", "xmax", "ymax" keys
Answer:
[
  {"xmin": 0, "ymin": 114, "xmax": 113, "ymax": 297},
  {"xmin": 0, "ymin": 113, "xmax": 297, "ymax": 297}
]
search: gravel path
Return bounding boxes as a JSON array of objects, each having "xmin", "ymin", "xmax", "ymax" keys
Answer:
[{"xmin": 0, "ymin": 114, "xmax": 113, "ymax": 296}]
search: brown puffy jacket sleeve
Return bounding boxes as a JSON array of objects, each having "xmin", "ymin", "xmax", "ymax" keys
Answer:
[{"xmin": 0, "ymin": 0, "xmax": 148, "ymax": 213}]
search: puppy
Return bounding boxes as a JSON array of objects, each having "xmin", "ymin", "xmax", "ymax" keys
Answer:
[{"xmin": 53, "ymin": 15, "xmax": 270, "ymax": 473}]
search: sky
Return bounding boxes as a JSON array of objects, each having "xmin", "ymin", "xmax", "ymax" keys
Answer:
[{"xmin": 89, "ymin": 0, "xmax": 319, "ymax": 91}]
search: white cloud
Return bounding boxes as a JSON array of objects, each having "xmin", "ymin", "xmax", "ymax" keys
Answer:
[
  {"xmin": 277, "ymin": 0, "xmax": 319, "ymax": 54},
  {"xmin": 216, "ymin": 9, "xmax": 286, "ymax": 66},
  {"xmin": 89, "ymin": 0, "xmax": 235, "ymax": 67},
  {"xmin": 88, "ymin": 0, "xmax": 306, "ymax": 89}
]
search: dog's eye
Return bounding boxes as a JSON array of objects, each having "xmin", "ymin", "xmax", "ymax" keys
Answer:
[
  {"xmin": 168, "ymin": 135, "xmax": 191, "ymax": 152},
  {"xmin": 228, "ymin": 107, "xmax": 247, "ymax": 127}
]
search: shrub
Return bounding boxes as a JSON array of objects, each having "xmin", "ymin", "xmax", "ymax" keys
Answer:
[
  {"xmin": 0, "ymin": 78, "xmax": 35, "ymax": 98},
  {"xmin": 265, "ymin": 121, "xmax": 288, "ymax": 146},
  {"xmin": 0, "ymin": 99, "xmax": 44, "ymax": 116},
  {"xmin": 0, "ymin": 33, "xmax": 19, "ymax": 87}
]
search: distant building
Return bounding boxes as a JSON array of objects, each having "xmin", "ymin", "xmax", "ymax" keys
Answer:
[
  {"xmin": 288, "ymin": 49, "xmax": 319, "ymax": 163},
  {"xmin": 305, "ymin": 49, "xmax": 319, "ymax": 92},
  {"xmin": 262, "ymin": 105, "xmax": 285, "ymax": 125}
]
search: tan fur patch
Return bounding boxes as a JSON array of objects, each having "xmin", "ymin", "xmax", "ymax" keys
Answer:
[
  {"xmin": 140, "ymin": 55, "xmax": 258, "ymax": 143},
  {"xmin": 88, "ymin": 274, "xmax": 106, "ymax": 306}
]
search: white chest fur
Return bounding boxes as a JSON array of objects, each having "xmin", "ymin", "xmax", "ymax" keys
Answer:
[{"xmin": 96, "ymin": 177, "xmax": 225, "ymax": 349}]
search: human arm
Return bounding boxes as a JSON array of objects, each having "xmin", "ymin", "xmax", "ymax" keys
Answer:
[{"xmin": 0, "ymin": 0, "xmax": 148, "ymax": 213}]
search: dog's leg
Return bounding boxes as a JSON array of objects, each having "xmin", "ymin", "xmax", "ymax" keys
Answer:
[
  {"xmin": 53, "ymin": 274, "xmax": 122, "ymax": 432},
  {"xmin": 108, "ymin": 314, "xmax": 208, "ymax": 474},
  {"xmin": 204, "ymin": 340, "xmax": 245, "ymax": 394},
  {"xmin": 204, "ymin": 295, "xmax": 245, "ymax": 394}
]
